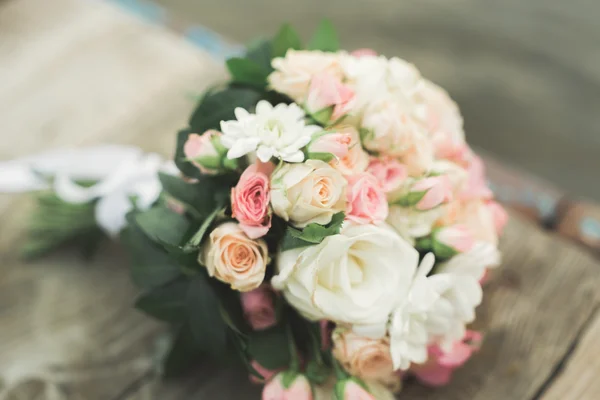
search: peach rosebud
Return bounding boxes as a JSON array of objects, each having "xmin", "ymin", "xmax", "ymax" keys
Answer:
[
  {"xmin": 366, "ymin": 157, "xmax": 408, "ymax": 193},
  {"xmin": 487, "ymin": 201, "xmax": 508, "ymax": 235},
  {"xmin": 332, "ymin": 329, "xmax": 396, "ymax": 386},
  {"xmin": 263, "ymin": 372, "xmax": 313, "ymax": 400},
  {"xmin": 432, "ymin": 224, "xmax": 475, "ymax": 259},
  {"xmin": 231, "ymin": 163, "xmax": 272, "ymax": 239},
  {"xmin": 411, "ymin": 331, "xmax": 482, "ymax": 387},
  {"xmin": 199, "ymin": 222, "xmax": 269, "ymax": 292},
  {"xmin": 308, "ymin": 132, "xmax": 352, "ymax": 159},
  {"xmin": 332, "ymin": 126, "xmax": 370, "ymax": 176},
  {"xmin": 183, "ymin": 131, "xmax": 236, "ymax": 174},
  {"xmin": 334, "ymin": 379, "xmax": 375, "ymax": 400},
  {"xmin": 346, "ymin": 173, "xmax": 389, "ymax": 225},
  {"xmin": 241, "ymin": 285, "xmax": 276, "ymax": 331},
  {"xmin": 400, "ymin": 176, "xmax": 453, "ymax": 211},
  {"xmin": 306, "ymin": 72, "xmax": 356, "ymax": 123}
]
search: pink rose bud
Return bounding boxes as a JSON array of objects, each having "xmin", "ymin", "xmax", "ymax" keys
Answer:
[
  {"xmin": 183, "ymin": 130, "xmax": 235, "ymax": 174},
  {"xmin": 263, "ymin": 372, "xmax": 313, "ymax": 400},
  {"xmin": 250, "ymin": 360, "xmax": 281, "ymax": 384},
  {"xmin": 486, "ymin": 201, "xmax": 508, "ymax": 235},
  {"xmin": 460, "ymin": 155, "xmax": 493, "ymax": 201},
  {"xmin": 240, "ymin": 285, "xmax": 276, "ymax": 331},
  {"xmin": 231, "ymin": 163, "xmax": 272, "ymax": 239},
  {"xmin": 411, "ymin": 331, "xmax": 482, "ymax": 387},
  {"xmin": 350, "ymin": 48, "xmax": 378, "ymax": 58},
  {"xmin": 433, "ymin": 224, "xmax": 475, "ymax": 258},
  {"xmin": 366, "ymin": 157, "xmax": 408, "ymax": 193},
  {"xmin": 400, "ymin": 176, "xmax": 453, "ymax": 210},
  {"xmin": 306, "ymin": 72, "xmax": 355, "ymax": 123},
  {"xmin": 346, "ymin": 173, "xmax": 389, "ymax": 224},
  {"xmin": 334, "ymin": 379, "xmax": 374, "ymax": 400},
  {"xmin": 308, "ymin": 132, "xmax": 352, "ymax": 159}
]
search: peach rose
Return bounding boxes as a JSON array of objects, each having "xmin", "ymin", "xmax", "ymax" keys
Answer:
[
  {"xmin": 460, "ymin": 155, "xmax": 493, "ymax": 201},
  {"xmin": 346, "ymin": 173, "xmax": 388, "ymax": 224},
  {"xmin": 331, "ymin": 126, "xmax": 370, "ymax": 176},
  {"xmin": 231, "ymin": 163, "xmax": 273, "ymax": 239},
  {"xmin": 457, "ymin": 200, "xmax": 499, "ymax": 246},
  {"xmin": 366, "ymin": 157, "xmax": 408, "ymax": 193},
  {"xmin": 199, "ymin": 222, "xmax": 269, "ymax": 292},
  {"xmin": 306, "ymin": 72, "xmax": 356, "ymax": 122},
  {"xmin": 332, "ymin": 329, "xmax": 396, "ymax": 386},
  {"xmin": 241, "ymin": 285, "xmax": 277, "ymax": 331},
  {"xmin": 308, "ymin": 132, "xmax": 352, "ymax": 159}
]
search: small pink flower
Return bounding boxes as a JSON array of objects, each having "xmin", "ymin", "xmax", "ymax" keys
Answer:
[
  {"xmin": 346, "ymin": 173, "xmax": 388, "ymax": 224},
  {"xmin": 231, "ymin": 163, "xmax": 272, "ymax": 239},
  {"xmin": 435, "ymin": 224, "xmax": 476, "ymax": 254},
  {"xmin": 241, "ymin": 285, "xmax": 276, "ymax": 331},
  {"xmin": 461, "ymin": 155, "xmax": 493, "ymax": 201},
  {"xmin": 350, "ymin": 48, "xmax": 378, "ymax": 58},
  {"xmin": 412, "ymin": 331, "xmax": 482, "ymax": 387},
  {"xmin": 306, "ymin": 72, "xmax": 355, "ymax": 121},
  {"xmin": 250, "ymin": 360, "xmax": 282, "ymax": 384},
  {"xmin": 336, "ymin": 380, "xmax": 375, "ymax": 400},
  {"xmin": 366, "ymin": 157, "xmax": 408, "ymax": 193},
  {"xmin": 309, "ymin": 132, "xmax": 352, "ymax": 159},
  {"xmin": 183, "ymin": 130, "xmax": 223, "ymax": 175},
  {"xmin": 411, "ymin": 176, "xmax": 453, "ymax": 211},
  {"xmin": 262, "ymin": 373, "xmax": 313, "ymax": 400},
  {"xmin": 487, "ymin": 201, "xmax": 508, "ymax": 235}
]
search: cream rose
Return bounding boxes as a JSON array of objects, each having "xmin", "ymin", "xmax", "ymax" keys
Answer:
[
  {"xmin": 330, "ymin": 126, "xmax": 370, "ymax": 176},
  {"xmin": 270, "ymin": 159, "xmax": 347, "ymax": 228},
  {"xmin": 272, "ymin": 223, "xmax": 419, "ymax": 326},
  {"xmin": 268, "ymin": 50, "xmax": 343, "ymax": 102},
  {"xmin": 199, "ymin": 222, "xmax": 269, "ymax": 292},
  {"xmin": 332, "ymin": 329, "xmax": 398, "ymax": 388}
]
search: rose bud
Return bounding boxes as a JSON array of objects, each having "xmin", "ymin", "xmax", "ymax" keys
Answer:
[
  {"xmin": 231, "ymin": 163, "xmax": 272, "ymax": 239},
  {"xmin": 240, "ymin": 285, "xmax": 276, "ymax": 331},
  {"xmin": 346, "ymin": 172, "xmax": 389, "ymax": 225},
  {"xmin": 398, "ymin": 176, "xmax": 453, "ymax": 210},
  {"xmin": 183, "ymin": 130, "xmax": 237, "ymax": 174},
  {"xmin": 366, "ymin": 157, "xmax": 408, "ymax": 193},
  {"xmin": 432, "ymin": 224, "xmax": 475, "ymax": 259},
  {"xmin": 334, "ymin": 379, "xmax": 375, "ymax": 400},
  {"xmin": 307, "ymin": 132, "xmax": 352, "ymax": 160},
  {"xmin": 305, "ymin": 72, "xmax": 355, "ymax": 124},
  {"xmin": 262, "ymin": 372, "xmax": 313, "ymax": 400}
]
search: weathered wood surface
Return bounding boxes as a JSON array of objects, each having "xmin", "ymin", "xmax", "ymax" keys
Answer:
[{"xmin": 1, "ymin": 0, "xmax": 600, "ymax": 399}]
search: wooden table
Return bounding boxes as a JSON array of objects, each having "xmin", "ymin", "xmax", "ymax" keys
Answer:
[{"xmin": 1, "ymin": 1, "xmax": 599, "ymax": 399}]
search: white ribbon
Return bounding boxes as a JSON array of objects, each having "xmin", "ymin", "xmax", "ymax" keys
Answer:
[{"xmin": 0, "ymin": 146, "xmax": 177, "ymax": 236}]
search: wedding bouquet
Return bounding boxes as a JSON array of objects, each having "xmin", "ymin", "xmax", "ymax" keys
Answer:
[{"xmin": 4, "ymin": 21, "xmax": 507, "ymax": 399}]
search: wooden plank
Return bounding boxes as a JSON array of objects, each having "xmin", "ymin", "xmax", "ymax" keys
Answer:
[{"xmin": 542, "ymin": 311, "xmax": 600, "ymax": 400}]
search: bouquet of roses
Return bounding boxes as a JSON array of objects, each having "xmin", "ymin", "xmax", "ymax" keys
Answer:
[{"xmin": 3, "ymin": 21, "xmax": 507, "ymax": 399}]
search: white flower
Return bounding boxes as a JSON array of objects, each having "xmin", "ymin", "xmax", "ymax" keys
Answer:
[
  {"xmin": 388, "ymin": 253, "xmax": 440, "ymax": 370},
  {"xmin": 272, "ymin": 223, "xmax": 419, "ymax": 327},
  {"xmin": 220, "ymin": 100, "xmax": 321, "ymax": 163},
  {"xmin": 386, "ymin": 204, "xmax": 445, "ymax": 244}
]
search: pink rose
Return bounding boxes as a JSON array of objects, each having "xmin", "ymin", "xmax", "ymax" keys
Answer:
[
  {"xmin": 231, "ymin": 163, "xmax": 272, "ymax": 239},
  {"xmin": 411, "ymin": 331, "xmax": 482, "ymax": 386},
  {"xmin": 433, "ymin": 225, "xmax": 476, "ymax": 257},
  {"xmin": 366, "ymin": 157, "xmax": 408, "ymax": 193},
  {"xmin": 460, "ymin": 155, "xmax": 493, "ymax": 201},
  {"xmin": 332, "ymin": 126, "xmax": 370, "ymax": 176},
  {"xmin": 306, "ymin": 72, "xmax": 356, "ymax": 121},
  {"xmin": 263, "ymin": 373, "xmax": 313, "ymax": 400},
  {"xmin": 487, "ymin": 201, "xmax": 508, "ymax": 235},
  {"xmin": 335, "ymin": 380, "xmax": 375, "ymax": 400},
  {"xmin": 350, "ymin": 48, "xmax": 378, "ymax": 58},
  {"xmin": 183, "ymin": 130, "xmax": 230, "ymax": 175},
  {"xmin": 346, "ymin": 173, "xmax": 388, "ymax": 224},
  {"xmin": 457, "ymin": 199, "xmax": 499, "ymax": 246},
  {"xmin": 308, "ymin": 132, "xmax": 352, "ymax": 159},
  {"xmin": 410, "ymin": 176, "xmax": 453, "ymax": 211},
  {"xmin": 250, "ymin": 360, "xmax": 282, "ymax": 384},
  {"xmin": 240, "ymin": 285, "xmax": 276, "ymax": 331}
]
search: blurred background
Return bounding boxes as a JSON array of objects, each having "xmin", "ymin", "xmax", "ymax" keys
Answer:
[{"xmin": 154, "ymin": 0, "xmax": 600, "ymax": 200}]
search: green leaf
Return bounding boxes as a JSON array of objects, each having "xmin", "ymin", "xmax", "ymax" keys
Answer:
[
  {"xmin": 308, "ymin": 19, "xmax": 339, "ymax": 52},
  {"xmin": 306, "ymin": 151, "xmax": 335, "ymax": 163},
  {"xmin": 289, "ymin": 211, "xmax": 345, "ymax": 244},
  {"xmin": 183, "ymin": 206, "xmax": 222, "ymax": 252},
  {"xmin": 247, "ymin": 326, "xmax": 291, "ymax": 370},
  {"xmin": 271, "ymin": 23, "xmax": 303, "ymax": 58},
  {"xmin": 188, "ymin": 87, "xmax": 263, "ymax": 134},
  {"xmin": 135, "ymin": 279, "xmax": 190, "ymax": 323},
  {"xmin": 245, "ymin": 39, "xmax": 273, "ymax": 72},
  {"xmin": 226, "ymin": 57, "xmax": 268, "ymax": 88},
  {"xmin": 187, "ymin": 275, "xmax": 228, "ymax": 357},
  {"xmin": 121, "ymin": 222, "xmax": 182, "ymax": 290},
  {"xmin": 134, "ymin": 206, "xmax": 190, "ymax": 247},
  {"xmin": 159, "ymin": 173, "xmax": 226, "ymax": 219},
  {"xmin": 160, "ymin": 324, "xmax": 204, "ymax": 378},
  {"xmin": 174, "ymin": 129, "xmax": 201, "ymax": 179}
]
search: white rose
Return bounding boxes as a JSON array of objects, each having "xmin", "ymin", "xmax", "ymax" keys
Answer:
[
  {"xmin": 270, "ymin": 159, "xmax": 347, "ymax": 228},
  {"xmin": 199, "ymin": 222, "xmax": 269, "ymax": 292},
  {"xmin": 271, "ymin": 223, "xmax": 419, "ymax": 326},
  {"xmin": 268, "ymin": 50, "xmax": 342, "ymax": 102}
]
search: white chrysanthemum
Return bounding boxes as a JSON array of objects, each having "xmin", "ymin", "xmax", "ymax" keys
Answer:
[
  {"xmin": 388, "ymin": 253, "xmax": 440, "ymax": 370},
  {"xmin": 220, "ymin": 100, "xmax": 321, "ymax": 163}
]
